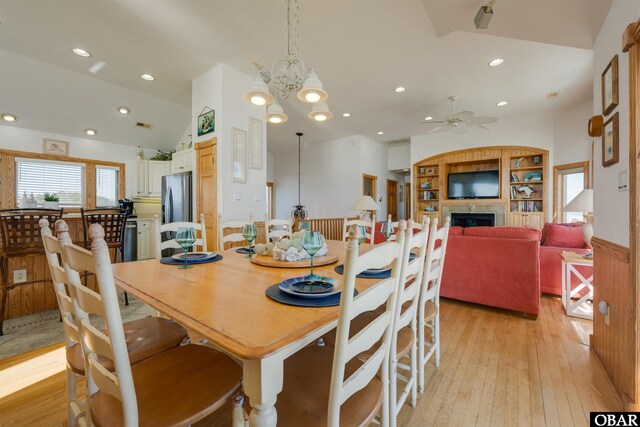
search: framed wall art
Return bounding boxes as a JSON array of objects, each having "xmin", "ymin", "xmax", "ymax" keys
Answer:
[
  {"xmin": 197, "ymin": 107, "xmax": 215, "ymax": 136},
  {"xmin": 248, "ymin": 117, "xmax": 263, "ymax": 170},
  {"xmin": 232, "ymin": 127, "xmax": 247, "ymax": 183},
  {"xmin": 43, "ymin": 138, "xmax": 69, "ymax": 156},
  {"xmin": 602, "ymin": 112, "xmax": 619, "ymax": 167},
  {"xmin": 601, "ymin": 55, "xmax": 619, "ymax": 116}
]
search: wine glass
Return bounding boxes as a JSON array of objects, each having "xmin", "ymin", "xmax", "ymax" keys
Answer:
[
  {"xmin": 298, "ymin": 221, "xmax": 311, "ymax": 232},
  {"xmin": 358, "ymin": 226, "xmax": 367, "ymax": 246},
  {"xmin": 302, "ymin": 231, "xmax": 325, "ymax": 279},
  {"xmin": 381, "ymin": 222, "xmax": 394, "ymax": 241},
  {"xmin": 175, "ymin": 227, "xmax": 196, "ymax": 270},
  {"xmin": 242, "ymin": 224, "xmax": 258, "ymax": 258}
]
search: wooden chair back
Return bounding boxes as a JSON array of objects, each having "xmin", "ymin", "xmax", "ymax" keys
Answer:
[
  {"xmin": 343, "ymin": 215, "xmax": 376, "ymax": 244},
  {"xmin": 0, "ymin": 208, "xmax": 63, "ymax": 256},
  {"xmin": 153, "ymin": 213, "xmax": 207, "ymax": 259},
  {"xmin": 80, "ymin": 208, "xmax": 128, "ymax": 251},
  {"xmin": 60, "ymin": 223, "xmax": 138, "ymax": 425},
  {"xmin": 328, "ymin": 223, "xmax": 406, "ymax": 425},
  {"xmin": 217, "ymin": 213, "xmax": 253, "ymax": 250},
  {"xmin": 386, "ymin": 214, "xmax": 426, "ymax": 242},
  {"xmin": 266, "ymin": 214, "xmax": 292, "ymax": 242},
  {"xmin": 420, "ymin": 217, "xmax": 451, "ymax": 306}
]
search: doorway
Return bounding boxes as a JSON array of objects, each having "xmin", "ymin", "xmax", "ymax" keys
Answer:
[
  {"xmin": 387, "ymin": 179, "xmax": 398, "ymax": 221},
  {"xmin": 553, "ymin": 162, "xmax": 589, "ymax": 223},
  {"xmin": 362, "ymin": 174, "xmax": 377, "ymax": 199},
  {"xmin": 405, "ymin": 182, "xmax": 411, "ymax": 220},
  {"xmin": 266, "ymin": 182, "xmax": 274, "ymax": 220}
]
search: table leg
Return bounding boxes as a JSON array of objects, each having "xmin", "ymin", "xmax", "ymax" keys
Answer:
[
  {"xmin": 561, "ymin": 260, "xmax": 567, "ymax": 310},
  {"xmin": 243, "ymin": 357, "xmax": 284, "ymax": 427}
]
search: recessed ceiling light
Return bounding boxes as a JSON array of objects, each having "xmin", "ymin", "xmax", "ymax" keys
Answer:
[
  {"xmin": 488, "ymin": 58, "xmax": 504, "ymax": 67},
  {"xmin": 342, "ymin": 113, "xmax": 351, "ymax": 118},
  {"xmin": 497, "ymin": 101, "xmax": 508, "ymax": 107},
  {"xmin": 1, "ymin": 113, "xmax": 18, "ymax": 123},
  {"xmin": 424, "ymin": 116, "xmax": 433, "ymax": 121},
  {"xmin": 72, "ymin": 48, "xmax": 91, "ymax": 57},
  {"xmin": 377, "ymin": 131, "xmax": 384, "ymax": 135},
  {"xmin": 118, "ymin": 106, "xmax": 130, "ymax": 115},
  {"xmin": 394, "ymin": 86, "xmax": 406, "ymax": 93},
  {"xmin": 84, "ymin": 128, "xmax": 98, "ymax": 136},
  {"xmin": 140, "ymin": 73, "xmax": 155, "ymax": 81}
]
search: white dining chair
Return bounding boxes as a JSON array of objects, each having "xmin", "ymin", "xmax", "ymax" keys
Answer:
[
  {"xmin": 417, "ymin": 217, "xmax": 451, "ymax": 394},
  {"xmin": 266, "ymin": 214, "xmax": 292, "ymax": 242},
  {"xmin": 60, "ymin": 223, "xmax": 244, "ymax": 427},
  {"xmin": 386, "ymin": 214, "xmax": 427, "ymax": 242},
  {"xmin": 273, "ymin": 224, "xmax": 406, "ymax": 426},
  {"xmin": 218, "ymin": 213, "xmax": 253, "ymax": 250},
  {"xmin": 343, "ymin": 215, "xmax": 376, "ymax": 244},
  {"xmin": 153, "ymin": 213, "xmax": 207, "ymax": 259},
  {"xmin": 40, "ymin": 219, "xmax": 190, "ymax": 427}
]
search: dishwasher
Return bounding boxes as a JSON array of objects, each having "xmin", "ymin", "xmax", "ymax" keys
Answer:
[{"xmin": 124, "ymin": 220, "xmax": 137, "ymax": 262}]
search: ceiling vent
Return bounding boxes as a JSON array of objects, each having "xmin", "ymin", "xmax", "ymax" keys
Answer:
[
  {"xmin": 547, "ymin": 92, "xmax": 559, "ymax": 100},
  {"xmin": 135, "ymin": 122, "xmax": 153, "ymax": 129}
]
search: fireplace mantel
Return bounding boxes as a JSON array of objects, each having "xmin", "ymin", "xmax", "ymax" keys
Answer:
[{"xmin": 441, "ymin": 201, "xmax": 506, "ymax": 226}]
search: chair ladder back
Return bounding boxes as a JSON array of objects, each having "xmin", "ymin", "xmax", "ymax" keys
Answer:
[
  {"xmin": 328, "ymin": 224, "xmax": 405, "ymax": 426},
  {"xmin": 420, "ymin": 218, "xmax": 450, "ymax": 305},
  {"xmin": 343, "ymin": 215, "xmax": 376, "ymax": 244},
  {"xmin": 266, "ymin": 214, "xmax": 292, "ymax": 242},
  {"xmin": 218, "ymin": 213, "xmax": 253, "ymax": 250},
  {"xmin": 154, "ymin": 214, "xmax": 208, "ymax": 258}
]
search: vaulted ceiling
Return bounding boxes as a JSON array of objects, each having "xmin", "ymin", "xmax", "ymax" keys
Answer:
[{"xmin": 0, "ymin": 0, "xmax": 612, "ymax": 153}]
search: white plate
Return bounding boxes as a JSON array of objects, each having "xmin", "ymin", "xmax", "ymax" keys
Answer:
[{"xmin": 171, "ymin": 251, "xmax": 218, "ymax": 261}]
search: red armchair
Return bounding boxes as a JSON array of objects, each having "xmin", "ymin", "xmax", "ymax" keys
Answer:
[{"xmin": 539, "ymin": 223, "xmax": 590, "ymax": 296}]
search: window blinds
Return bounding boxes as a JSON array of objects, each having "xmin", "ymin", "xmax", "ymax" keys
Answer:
[
  {"xmin": 16, "ymin": 158, "xmax": 85, "ymax": 206},
  {"xmin": 96, "ymin": 166, "xmax": 119, "ymax": 207}
]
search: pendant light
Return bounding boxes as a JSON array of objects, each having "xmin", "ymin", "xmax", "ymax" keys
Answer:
[
  {"xmin": 265, "ymin": 100, "xmax": 288, "ymax": 124},
  {"xmin": 291, "ymin": 132, "xmax": 308, "ymax": 221}
]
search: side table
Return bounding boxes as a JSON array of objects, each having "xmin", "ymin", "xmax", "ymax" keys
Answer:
[{"xmin": 560, "ymin": 251, "xmax": 594, "ymax": 320}]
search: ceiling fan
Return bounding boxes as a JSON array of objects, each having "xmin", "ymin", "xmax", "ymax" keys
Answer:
[{"xmin": 422, "ymin": 96, "xmax": 497, "ymax": 134}]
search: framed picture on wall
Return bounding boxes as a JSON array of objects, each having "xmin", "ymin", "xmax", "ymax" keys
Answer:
[
  {"xmin": 43, "ymin": 138, "xmax": 69, "ymax": 156},
  {"xmin": 197, "ymin": 109, "xmax": 215, "ymax": 136},
  {"xmin": 248, "ymin": 117, "xmax": 262, "ymax": 170},
  {"xmin": 602, "ymin": 112, "xmax": 619, "ymax": 167},
  {"xmin": 601, "ymin": 55, "xmax": 619, "ymax": 116},
  {"xmin": 232, "ymin": 127, "xmax": 247, "ymax": 183}
]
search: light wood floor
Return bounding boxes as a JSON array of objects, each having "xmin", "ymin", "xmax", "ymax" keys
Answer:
[{"xmin": 0, "ymin": 296, "xmax": 622, "ymax": 427}]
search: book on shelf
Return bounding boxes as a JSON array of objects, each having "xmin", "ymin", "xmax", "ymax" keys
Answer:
[
  {"xmin": 510, "ymin": 172, "xmax": 519, "ymax": 182},
  {"xmin": 515, "ymin": 201, "xmax": 540, "ymax": 212}
]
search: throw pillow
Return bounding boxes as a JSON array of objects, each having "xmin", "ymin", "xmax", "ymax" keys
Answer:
[{"xmin": 543, "ymin": 223, "xmax": 586, "ymax": 248}]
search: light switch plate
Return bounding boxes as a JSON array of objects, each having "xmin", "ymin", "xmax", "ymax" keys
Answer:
[
  {"xmin": 13, "ymin": 269, "xmax": 27, "ymax": 284},
  {"xmin": 618, "ymin": 169, "xmax": 629, "ymax": 192},
  {"xmin": 233, "ymin": 193, "xmax": 242, "ymax": 201}
]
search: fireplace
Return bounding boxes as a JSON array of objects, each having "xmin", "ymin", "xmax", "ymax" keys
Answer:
[{"xmin": 450, "ymin": 212, "xmax": 495, "ymax": 228}]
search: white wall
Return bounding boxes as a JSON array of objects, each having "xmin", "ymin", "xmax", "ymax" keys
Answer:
[
  {"xmin": 553, "ymin": 100, "xmax": 593, "ymax": 168},
  {"xmin": 592, "ymin": 0, "xmax": 639, "ymax": 247},
  {"xmin": 388, "ymin": 144, "xmax": 411, "ymax": 170},
  {"xmin": 266, "ymin": 151, "xmax": 275, "ymax": 182},
  {"xmin": 192, "ymin": 63, "xmax": 267, "ymax": 221}
]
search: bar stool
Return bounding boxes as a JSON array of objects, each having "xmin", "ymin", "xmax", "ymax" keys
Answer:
[
  {"xmin": 81, "ymin": 207, "xmax": 129, "ymax": 304},
  {"xmin": 0, "ymin": 208, "xmax": 63, "ymax": 336}
]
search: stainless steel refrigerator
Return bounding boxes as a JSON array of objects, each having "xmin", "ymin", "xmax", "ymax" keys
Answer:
[{"xmin": 160, "ymin": 171, "xmax": 192, "ymax": 256}]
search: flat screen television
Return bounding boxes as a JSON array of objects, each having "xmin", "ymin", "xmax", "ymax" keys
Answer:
[{"xmin": 447, "ymin": 170, "xmax": 499, "ymax": 199}]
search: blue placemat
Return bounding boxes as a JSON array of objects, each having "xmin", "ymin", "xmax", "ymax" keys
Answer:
[
  {"xmin": 235, "ymin": 247, "xmax": 254, "ymax": 254},
  {"xmin": 160, "ymin": 254, "xmax": 223, "ymax": 265},
  {"xmin": 265, "ymin": 284, "xmax": 358, "ymax": 307},
  {"xmin": 334, "ymin": 265, "xmax": 390, "ymax": 279}
]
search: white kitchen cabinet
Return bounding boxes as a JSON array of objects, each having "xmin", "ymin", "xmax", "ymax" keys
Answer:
[
  {"xmin": 125, "ymin": 159, "xmax": 149, "ymax": 198},
  {"xmin": 148, "ymin": 161, "xmax": 170, "ymax": 197},
  {"xmin": 137, "ymin": 220, "xmax": 153, "ymax": 260},
  {"xmin": 171, "ymin": 148, "xmax": 195, "ymax": 174}
]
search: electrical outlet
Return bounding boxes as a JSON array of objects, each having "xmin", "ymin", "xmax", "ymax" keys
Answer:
[{"xmin": 13, "ymin": 269, "xmax": 27, "ymax": 284}]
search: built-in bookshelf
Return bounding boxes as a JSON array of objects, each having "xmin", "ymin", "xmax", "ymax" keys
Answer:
[
  {"xmin": 509, "ymin": 154, "xmax": 544, "ymax": 213},
  {"xmin": 416, "ymin": 165, "xmax": 439, "ymax": 220}
]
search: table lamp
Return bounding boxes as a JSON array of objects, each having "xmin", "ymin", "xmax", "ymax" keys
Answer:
[
  {"xmin": 562, "ymin": 189, "xmax": 594, "ymax": 248},
  {"xmin": 350, "ymin": 195, "xmax": 379, "ymax": 221}
]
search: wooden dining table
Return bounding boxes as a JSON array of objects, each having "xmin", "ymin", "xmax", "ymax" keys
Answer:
[{"xmin": 111, "ymin": 240, "xmax": 378, "ymax": 427}]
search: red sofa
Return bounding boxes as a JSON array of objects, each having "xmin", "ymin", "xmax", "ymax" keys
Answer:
[
  {"xmin": 440, "ymin": 226, "xmax": 542, "ymax": 316},
  {"xmin": 539, "ymin": 222, "xmax": 591, "ymax": 296}
]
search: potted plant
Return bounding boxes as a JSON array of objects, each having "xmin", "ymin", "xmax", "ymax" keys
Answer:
[{"xmin": 42, "ymin": 192, "xmax": 59, "ymax": 209}]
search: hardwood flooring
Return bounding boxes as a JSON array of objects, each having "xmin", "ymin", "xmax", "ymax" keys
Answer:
[{"xmin": 0, "ymin": 296, "xmax": 622, "ymax": 427}]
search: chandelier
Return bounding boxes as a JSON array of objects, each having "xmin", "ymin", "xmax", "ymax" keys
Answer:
[{"xmin": 244, "ymin": 0, "xmax": 332, "ymax": 124}]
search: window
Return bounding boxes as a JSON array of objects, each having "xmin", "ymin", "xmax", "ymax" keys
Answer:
[
  {"xmin": 96, "ymin": 166, "xmax": 119, "ymax": 207},
  {"xmin": 553, "ymin": 162, "xmax": 589, "ymax": 223},
  {"xmin": 16, "ymin": 158, "xmax": 85, "ymax": 207}
]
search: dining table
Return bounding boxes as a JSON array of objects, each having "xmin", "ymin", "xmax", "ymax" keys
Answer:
[{"xmin": 111, "ymin": 239, "xmax": 378, "ymax": 427}]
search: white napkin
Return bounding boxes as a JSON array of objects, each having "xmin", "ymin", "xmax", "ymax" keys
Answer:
[{"xmin": 273, "ymin": 243, "xmax": 328, "ymax": 262}]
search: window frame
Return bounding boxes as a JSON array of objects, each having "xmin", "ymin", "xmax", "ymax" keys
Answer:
[
  {"xmin": 553, "ymin": 161, "xmax": 590, "ymax": 223},
  {"xmin": 15, "ymin": 157, "xmax": 87, "ymax": 207},
  {"xmin": 95, "ymin": 165, "xmax": 121, "ymax": 208},
  {"xmin": 0, "ymin": 149, "xmax": 125, "ymax": 212}
]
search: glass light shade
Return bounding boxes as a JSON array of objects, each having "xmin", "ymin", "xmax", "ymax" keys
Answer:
[
  {"xmin": 297, "ymin": 71, "xmax": 328, "ymax": 104},
  {"xmin": 244, "ymin": 76, "xmax": 274, "ymax": 106},
  {"xmin": 308, "ymin": 102, "xmax": 333, "ymax": 122},
  {"xmin": 265, "ymin": 102, "xmax": 288, "ymax": 124}
]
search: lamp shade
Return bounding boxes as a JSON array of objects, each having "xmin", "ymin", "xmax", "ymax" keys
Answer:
[
  {"xmin": 297, "ymin": 71, "xmax": 328, "ymax": 104},
  {"xmin": 350, "ymin": 195, "xmax": 379, "ymax": 211},
  {"xmin": 308, "ymin": 102, "xmax": 333, "ymax": 122},
  {"xmin": 265, "ymin": 101, "xmax": 288, "ymax": 124},
  {"xmin": 244, "ymin": 75, "xmax": 274, "ymax": 106},
  {"xmin": 562, "ymin": 189, "xmax": 593, "ymax": 213}
]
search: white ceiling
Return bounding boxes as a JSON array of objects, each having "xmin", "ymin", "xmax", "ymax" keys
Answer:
[{"xmin": 0, "ymin": 0, "xmax": 611, "ymax": 153}]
